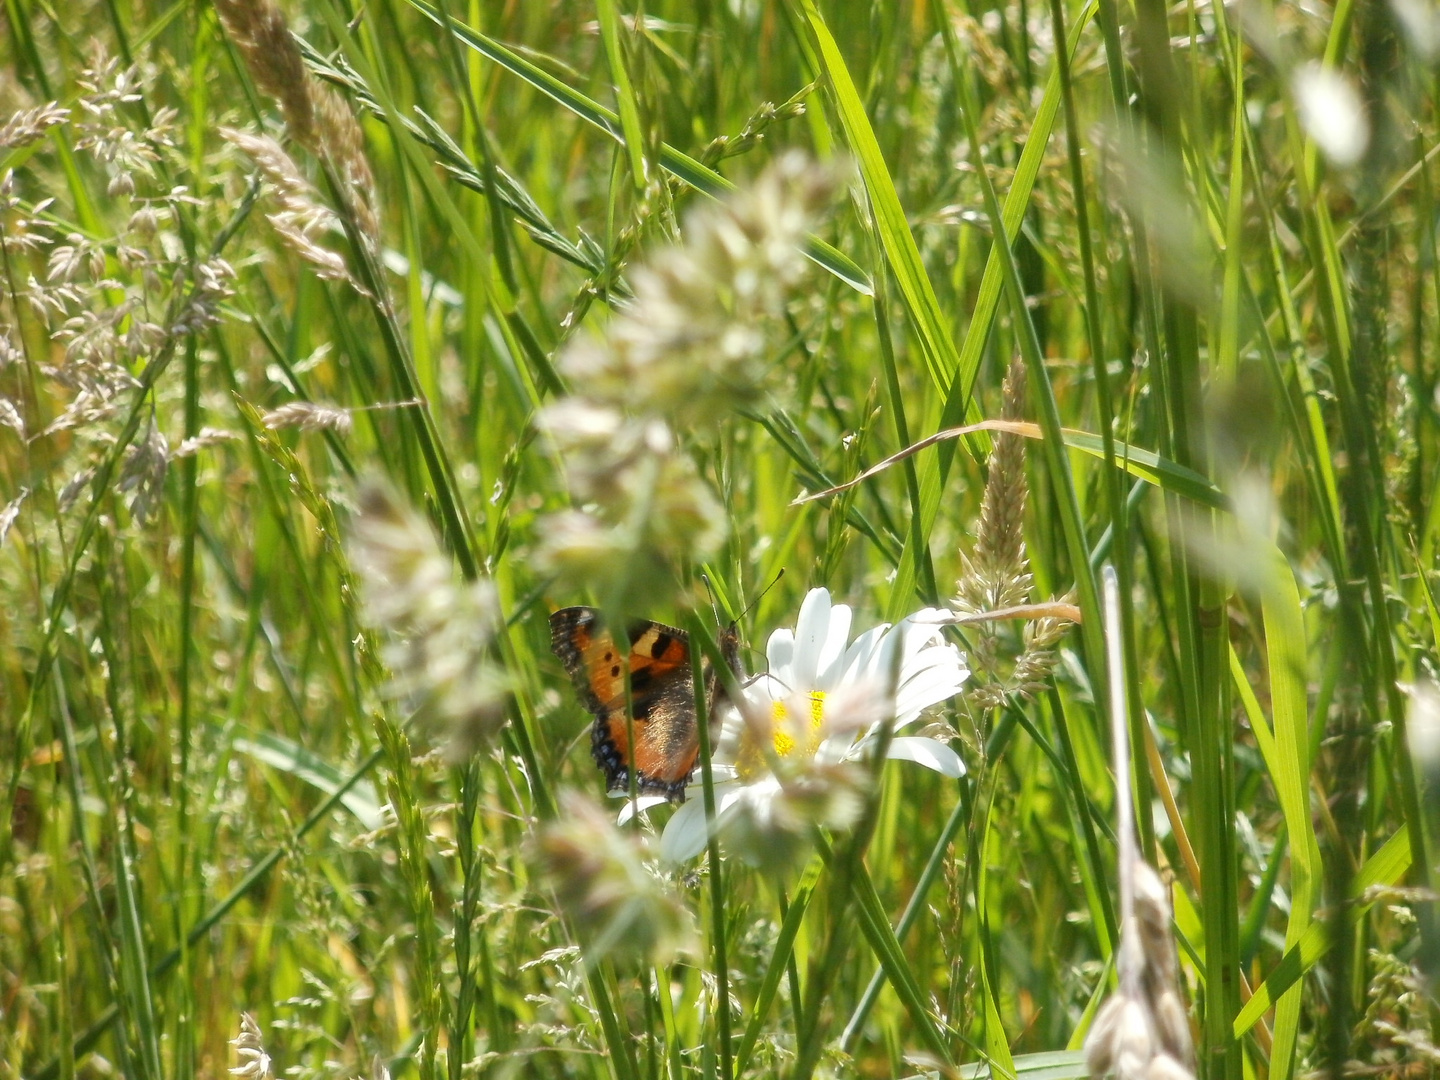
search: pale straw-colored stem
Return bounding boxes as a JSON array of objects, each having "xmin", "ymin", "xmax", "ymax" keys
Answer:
[{"xmin": 1103, "ymin": 565, "xmax": 1137, "ymax": 991}]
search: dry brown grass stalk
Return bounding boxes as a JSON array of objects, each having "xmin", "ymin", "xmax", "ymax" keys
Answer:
[{"xmin": 1085, "ymin": 569, "xmax": 1196, "ymax": 1080}]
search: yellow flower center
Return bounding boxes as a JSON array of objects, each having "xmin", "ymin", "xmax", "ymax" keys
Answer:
[
  {"xmin": 737, "ymin": 690, "xmax": 827, "ymax": 779},
  {"xmin": 771, "ymin": 691, "xmax": 827, "ymax": 756}
]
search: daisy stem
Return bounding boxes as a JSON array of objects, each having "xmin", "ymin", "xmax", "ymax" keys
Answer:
[{"xmin": 686, "ymin": 613, "xmax": 733, "ymax": 1080}]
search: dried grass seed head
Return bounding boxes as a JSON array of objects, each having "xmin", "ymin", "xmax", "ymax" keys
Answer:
[
  {"xmin": 532, "ymin": 790, "xmax": 694, "ymax": 966},
  {"xmin": 212, "ymin": 0, "xmax": 317, "ymax": 147},
  {"xmin": 230, "ymin": 1013, "xmax": 274, "ymax": 1080},
  {"xmin": 0, "ymin": 102, "xmax": 71, "ymax": 149},
  {"xmin": 262, "ymin": 400, "xmax": 353, "ymax": 436},
  {"xmin": 350, "ymin": 481, "xmax": 508, "ymax": 759},
  {"xmin": 0, "ymin": 487, "xmax": 30, "ymax": 547},
  {"xmin": 1083, "ymin": 858, "xmax": 1195, "ymax": 1080},
  {"xmin": 117, "ymin": 417, "xmax": 170, "ymax": 525},
  {"xmin": 214, "ymin": 0, "xmax": 380, "ymax": 250},
  {"xmin": 558, "ymin": 151, "xmax": 844, "ymax": 426},
  {"xmin": 222, "ymin": 129, "xmax": 361, "ymax": 290}
]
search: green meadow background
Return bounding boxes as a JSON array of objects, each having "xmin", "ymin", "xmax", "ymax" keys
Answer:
[{"xmin": 1, "ymin": 0, "xmax": 1437, "ymax": 1078}]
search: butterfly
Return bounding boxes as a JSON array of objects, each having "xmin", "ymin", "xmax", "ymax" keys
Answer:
[{"xmin": 549, "ymin": 607, "xmax": 744, "ymax": 802}]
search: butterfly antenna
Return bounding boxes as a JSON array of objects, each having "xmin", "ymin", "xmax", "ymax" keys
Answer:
[{"xmin": 738, "ymin": 568, "xmax": 785, "ymax": 622}]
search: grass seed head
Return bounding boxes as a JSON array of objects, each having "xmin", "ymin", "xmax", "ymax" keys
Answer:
[
  {"xmin": 957, "ymin": 356, "xmax": 1072, "ymax": 707},
  {"xmin": 214, "ymin": 0, "xmax": 379, "ymax": 251},
  {"xmin": 533, "ymin": 790, "xmax": 694, "ymax": 966},
  {"xmin": 223, "ymin": 129, "xmax": 364, "ymax": 293},
  {"xmin": 1083, "ymin": 860, "xmax": 1195, "ymax": 1080},
  {"xmin": 262, "ymin": 401, "xmax": 353, "ymax": 437},
  {"xmin": 0, "ymin": 487, "xmax": 30, "ymax": 546},
  {"xmin": 229, "ymin": 1014, "xmax": 274, "ymax": 1080},
  {"xmin": 117, "ymin": 417, "xmax": 170, "ymax": 525},
  {"xmin": 537, "ymin": 154, "xmax": 840, "ymax": 601},
  {"xmin": 0, "ymin": 102, "xmax": 70, "ymax": 149},
  {"xmin": 560, "ymin": 151, "xmax": 842, "ymax": 427},
  {"xmin": 350, "ymin": 481, "xmax": 508, "ymax": 760}
]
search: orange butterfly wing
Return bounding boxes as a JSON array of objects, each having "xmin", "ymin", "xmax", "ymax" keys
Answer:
[{"xmin": 549, "ymin": 607, "xmax": 701, "ymax": 800}]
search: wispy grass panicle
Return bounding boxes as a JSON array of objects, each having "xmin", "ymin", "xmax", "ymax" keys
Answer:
[
  {"xmin": 538, "ymin": 154, "xmax": 843, "ymax": 599},
  {"xmin": 349, "ymin": 481, "xmax": 507, "ymax": 760},
  {"xmin": 72, "ymin": 49, "xmax": 174, "ymax": 197},
  {"xmin": 532, "ymin": 790, "xmax": 694, "ymax": 965}
]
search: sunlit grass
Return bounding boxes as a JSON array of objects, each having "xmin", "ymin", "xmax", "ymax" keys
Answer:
[{"xmin": 1, "ymin": 1, "xmax": 1437, "ymax": 1079}]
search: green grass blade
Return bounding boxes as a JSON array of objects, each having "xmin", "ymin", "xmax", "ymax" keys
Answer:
[
  {"xmin": 404, "ymin": 0, "xmax": 871, "ymax": 295},
  {"xmin": 594, "ymin": 0, "xmax": 647, "ymax": 193},
  {"xmin": 796, "ymin": 0, "xmax": 963, "ymax": 400},
  {"xmin": 733, "ymin": 857, "xmax": 823, "ymax": 1075},
  {"xmin": 1233, "ymin": 826, "xmax": 1412, "ymax": 1036}
]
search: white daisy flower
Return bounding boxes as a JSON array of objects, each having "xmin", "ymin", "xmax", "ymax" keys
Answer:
[{"xmin": 658, "ymin": 588, "xmax": 969, "ymax": 865}]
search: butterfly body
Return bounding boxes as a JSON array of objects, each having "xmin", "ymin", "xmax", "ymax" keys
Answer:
[{"xmin": 549, "ymin": 606, "xmax": 742, "ymax": 802}]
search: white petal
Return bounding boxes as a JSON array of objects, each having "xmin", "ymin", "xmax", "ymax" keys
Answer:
[
  {"xmin": 745, "ymin": 672, "xmax": 788, "ymax": 704},
  {"xmin": 886, "ymin": 737, "xmax": 966, "ymax": 777},
  {"xmin": 899, "ymin": 642, "xmax": 966, "ymax": 686},
  {"xmin": 615, "ymin": 793, "xmax": 670, "ymax": 824},
  {"xmin": 791, "ymin": 588, "xmax": 834, "ymax": 689},
  {"xmin": 814, "ymin": 603, "xmax": 852, "ymax": 689},
  {"xmin": 816, "ymin": 731, "xmax": 860, "ymax": 764},
  {"xmin": 766, "ymin": 628, "xmax": 796, "ymax": 687},
  {"xmin": 660, "ymin": 783, "xmax": 748, "ymax": 862},
  {"xmin": 660, "ymin": 800, "xmax": 710, "ymax": 862},
  {"xmin": 838, "ymin": 623, "xmax": 890, "ymax": 685},
  {"xmin": 895, "ymin": 664, "xmax": 968, "ymax": 724}
]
